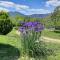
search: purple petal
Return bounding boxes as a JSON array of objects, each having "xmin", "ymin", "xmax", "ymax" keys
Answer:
[{"xmin": 19, "ymin": 27, "xmax": 25, "ymax": 32}]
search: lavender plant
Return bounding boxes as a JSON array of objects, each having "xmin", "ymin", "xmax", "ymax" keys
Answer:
[{"xmin": 19, "ymin": 21, "xmax": 45, "ymax": 57}]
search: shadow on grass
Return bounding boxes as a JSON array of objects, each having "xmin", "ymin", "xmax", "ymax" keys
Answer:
[
  {"xmin": 0, "ymin": 43, "xmax": 20, "ymax": 60},
  {"xmin": 54, "ymin": 30, "xmax": 60, "ymax": 33}
]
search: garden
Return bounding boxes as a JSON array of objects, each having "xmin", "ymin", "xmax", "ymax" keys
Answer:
[{"xmin": 0, "ymin": 6, "xmax": 60, "ymax": 60}]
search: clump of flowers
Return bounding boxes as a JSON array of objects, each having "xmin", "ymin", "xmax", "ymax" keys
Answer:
[
  {"xmin": 19, "ymin": 21, "xmax": 45, "ymax": 57},
  {"xmin": 19, "ymin": 22, "xmax": 44, "ymax": 32}
]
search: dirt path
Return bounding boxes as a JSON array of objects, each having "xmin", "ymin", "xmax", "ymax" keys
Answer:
[{"xmin": 41, "ymin": 36, "xmax": 60, "ymax": 43}]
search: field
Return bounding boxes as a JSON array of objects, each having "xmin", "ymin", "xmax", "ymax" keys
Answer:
[{"xmin": 0, "ymin": 28, "xmax": 60, "ymax": 60}]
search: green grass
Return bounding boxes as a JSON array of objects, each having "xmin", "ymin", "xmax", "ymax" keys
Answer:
[
  {"xmin": 0, "ymin": 44, "xmax": 20, "ymax": 60},
  {"xmin": 46, "ymin": 42, "xmax": 60, "ymax": 60},
  {"xmin": 0, "ymin": 29, "xmax": 21, "ymax": 60},
  {"xmin": 0, "ymin": 29, "xmax": 21, "ymax": 48},
  {"xmin": 42, "ymin": 29, "xmax": 60, "ymax": 39},
  {"xmin": 0, "ymin": 29, "xmax": 60, "ymax": 60}
]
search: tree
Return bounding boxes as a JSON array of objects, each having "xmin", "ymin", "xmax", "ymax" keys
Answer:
[
  {"xmin": 0, "ymin": 11, "xmax": 13, "ymax": 35},
  {"xmin": 51, "ymin": 6, "xmax": 60, "ymax": 30}
]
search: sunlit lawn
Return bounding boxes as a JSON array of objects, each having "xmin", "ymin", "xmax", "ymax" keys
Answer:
[{"xmin": 42, "ymin": 29, "xmax": 60, "ymax": 39}]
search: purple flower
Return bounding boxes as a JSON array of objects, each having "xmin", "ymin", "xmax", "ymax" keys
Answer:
[
  {"xmin": 23, "ymin": 22, "xmax": 35, "ymax": 30},
  {"xmin": 19, "ymin": 27, "xmax": 25, "ymax": 32},
  {"xmin": 33, "ymin": 22, "xmax": 40, "ymax": 25},
  {"xmin": 34, "ymin": 27, "xmax": 44, "ymax": 32},
  {"xmin": 19, "ymin": 21, "xmax": 44, "ymax": 32},
  {"xmin": 23, "ymin": 22, "xmax": 34, "ymax": 27},
  {"xmin": 34, "ymin": 24, "xmax": 44, "ymax": 32}
]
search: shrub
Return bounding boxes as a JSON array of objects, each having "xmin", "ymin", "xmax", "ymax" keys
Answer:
[
  {"xmin": 28, "ymin": 41, "xmax": 53, "ymax": 58},
  {"xmin": 0, "ymin": 19, "xmax": 13, "ymax": 35},
  {"xmin": 55, "ymin": 26, "xmax": 60, "ymax": 30},
  {"xmin": 28, "ymin": 42, "xmax": 47, "ymax": 57},
  {"xmin": 0, "ymin": 11, "xmax": 13, "ymax": 35}
]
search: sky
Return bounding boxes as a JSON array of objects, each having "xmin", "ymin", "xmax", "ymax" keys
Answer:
[{"xmin": 0, "ymin": 0, "xmax": 60, "ymax": 15}]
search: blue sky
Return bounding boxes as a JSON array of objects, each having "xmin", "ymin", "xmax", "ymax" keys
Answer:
[
  {"xmin": 11, "ymin": 0, "xmax": 47, "ymax": 8},
  {"xmin": 0, "ymin": 0, "xmax": 60, "ymax": 15}
]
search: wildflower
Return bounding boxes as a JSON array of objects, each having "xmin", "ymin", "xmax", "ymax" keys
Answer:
[
  {"xmin": 19, "ymin": 21, "xmax": 44, "ymax": 32},
  {"xmin": 19, "ymin": 27, "xmax": 25, "ymax": 32}
]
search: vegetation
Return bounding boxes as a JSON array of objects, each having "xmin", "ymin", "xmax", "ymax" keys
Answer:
[
  {"xmin": 51, "ymin": 6, "xmax": 60, "ymax": 30},
  {"xmin": 42, "ymin": 29, "xmax": 60, "ymax": 39},
  {"xmin": 0, "ymin": 5, "xmax": 60, "ymax": 60},
  {"xmin": 0, "ymin": 29, "xmax": 60, "ymax": 60},
  {"xmin": 0, "ymin": 11, "xmax": 13, "ymax": 35}
]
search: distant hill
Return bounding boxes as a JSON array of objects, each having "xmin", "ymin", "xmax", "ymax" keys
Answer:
[
  {"xmin": 9, "ymin": 12, "xmax": 25, "ymax": 16},
  {"xmin": 9, "ymin": 12, "xmax": 50, "ymax": 18},
  {"xmin": 28, "ymin": 14, "xmax": 50, "ymax": 18}
]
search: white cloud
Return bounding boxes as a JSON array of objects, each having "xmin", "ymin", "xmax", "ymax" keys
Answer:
[
  {"xmin": 0, "ymin": 1, "xmax": 29, "ymax": 10},
  {"xmin": 0, "ymin": 1, "xmax": 15, "ymax": 7},
  {"xmin": 0, "ymin": 1, "xmax": 51, "ymax": 15},
  {"xmin": 19, "ymin": 9, "xmax": 51, "ymax": 15},
  {"xmin": 26, "ymin": 9, "xmax": 51, "ymax": 15},
  {"xmin": 46, "ymin": 0, "xmax": 60, "ymax": 7},
  {"xmin": 48, "ymin": 0, "xmax": 58, "ymax": 1},
  {"xmin": 0, "ymin": 7, "xmax": 9, "ymax": 12}
]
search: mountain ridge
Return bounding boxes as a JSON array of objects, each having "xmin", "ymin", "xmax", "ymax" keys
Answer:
[{"xmin": 9, "ymin": 12, "xmax": 50, "ymax": 18}]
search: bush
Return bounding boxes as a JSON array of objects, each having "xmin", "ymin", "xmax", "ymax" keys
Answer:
[
  {"xmin": 0, "ymin": 19, "xmax": 13, "ymax": 35},
  {"xmin": 28, "ymin": 41, "xmax": 53, "ymax": 58},
  {"xmin": 55, "ymin": 26, "xmax": 60, "ymax": 30},
  {"xmin": 29, "ymin": 42, "xmax": 46, "ymax": 57}
]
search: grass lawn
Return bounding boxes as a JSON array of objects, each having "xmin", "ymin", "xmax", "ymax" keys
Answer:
[
  {"xmin": 0, "ymin": 29, "xmax": 21, "ymax": 48},
  {"xmin": 0, "ymin": 29, "xmax": 60, "ymax": 60},
  {"xmin": 46, "ymin": 42, "xmax": 60, "ymax": 60},
  {"xmin": 0, "ymin": 29, "xmax": 21, "ymax": 60},
  {"xmin": 42, "ymin": 29, "xmax": 60, "ymax": 39}
]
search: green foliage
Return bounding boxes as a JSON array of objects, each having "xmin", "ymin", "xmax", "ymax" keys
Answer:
[
  {"xmin": 21, "ymin": 31, "xmax": 41, "ymax": 55},
  {"xmin": 0, "ymin": 11, "xmax": 13, "ymax": 35},
  {"xmin": 51, "ymin": 6, "xmax": 60, "ymax": 30},
  {"xmin": 42, "ymin": 16, "xmax": 54, "ymax": 28},
  {"xmin": 0, "ymin": 11, "xmax": 9, "ymax": 19},
  {"xmin": 0, "ymin": 19, "xmax": 13, "ymax": 35},
  {"xmin": 0, "ymin": 29, "xmax": 60, "ymax": 60},
  {"xmin": 40, "ymin": 6, "xmax": 60, "ymax": 29},
  {"xmin": 20, "ymin": 29, "xmax": 53, "ymax": 59},
  {"xmin": 28, "ymin": 41, "xmax": 51, "ymax": 57}
]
